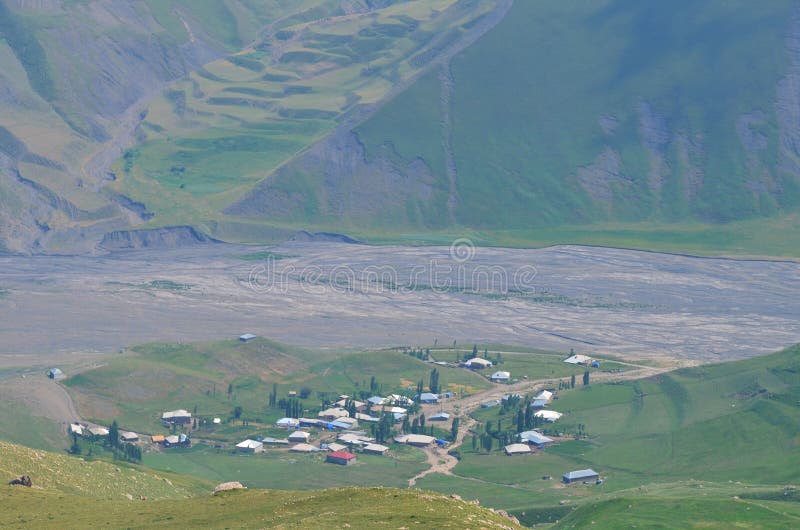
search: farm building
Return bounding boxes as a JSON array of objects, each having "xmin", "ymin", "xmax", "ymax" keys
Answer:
[
  {"xmin": 236, "ymin": 439, "xmax": 264, "ymax": 453},
  {"xmin": 335, "ymin": 398, "xmax": 366, "ymax": 409},
  {"xmin": 318, "ymin": 408, "xmax": 349, "ymax": 420},
  {"xmin": 392, "ymin": 412, "xmax": 408, "ymax": 423},
  {"xmin": 161, "ymin": 409, "xmax": 192, "ymax": 424},
  {"xmin": 504, "ymin": 443, "xmax": 532, "ymax": 455},
  {"xmin": 429, "ymin": 412, "xmax": 450, "ymax": 422},
  {"xmin": 276, "ymin": 417, "xmax": 300, "ymax": 429},
  {"xmin": 383, "ymin": 406, "xmax": 408, "ymax": 415},
  {"xmin": 367, "ymin": 396, "xmax": 386, "ymax": 406},
  {"xmin": 338, "ymin": 433, "xmax": 374, "ymax": 445},
  {"xmin": 299, "ymin": 418, "xmax": 326, "ymax": 428},
  {"xmin": 519, "ymin": 431, "xmax": 554, "ymax": 447},
  {"xmin": 239, "ymin": 333, "xmax": 257, "ymax": 342},
  {"xmin": 290, "ymin": 443, "xmax": 320, "ymax": 453},
  {"xmin": 88, "ymin": 427, "xmax": 109, "ymax": 437},
  {"xmin": 387, "ymin": 394, "xmax": 414, "ymax": 406},
  {"xmin": 490, "ymin": 371, "xmax": 511, "ymax": 382},
  {"xmin": 47, "ymin": 368, "xmax": 64, "ymax": 379},
  {"xmin": 464, "ymin": 358, "xmax": 493, "ymax": 369},
  {"xmin": 163, "ymin": 434, "xmax": 189, "ymax": 447},
  {"xmin": 331, "ymin": 417, "xmax": 359, "ymax": 430},
  {"xmin": 363, "ymin": 443, "xmax": 389, "ymax": 455},
  {"xmin": 564, "ymin": 354, "xmax": 592, "ymax": 365},
  {"xmin": 326, "ymin": 451, "xmax": 357, "ymax": 465},
  {"xmin": 69, "ymin": 423, "xmax": 83, "ymax": 436},
  {"xmin": 534, "ymin": 390, "xmax": 553, "ymax": 402},
  {"xmin": 419, "ymin": 392, "xmax": 439, "ymax": 403},
  {"xmin": 355, "ymin": 412, "xmax": 380, "ymax": 423},
  {"xmin": 481, "ymin": 400, "xmax": 501, "ymax": 408},
  {"xmin": 151, "ymin": 435, "xmax": 165, "ymax": 444},
  {"xmin": 395, "ymin": 434, "xmax": 435, "ymax": 447},
  {"xmin": 120, "ymin": 431, "xmax": 139, "ymax": 443},
  {"xmin": 288, "ymin": 431, "xmax": 311, "ymax": 443},
  {"xmin": 563, "ymin": 469, "xmax": 599, "ymax": 484},
  {"xmin": 530, "ymin": 399, "xmax": 548, "ymax": 408},
  {"xmin": 534, "ymin": 410, "xmax": 562, "ymax": 422},
  {"xmin": 326, "ymin": 442, "xmax": 348, "ymax": 452},
  {"xmin": 261, "ymin": 437, "xmax": 289, "ymax": 445}
]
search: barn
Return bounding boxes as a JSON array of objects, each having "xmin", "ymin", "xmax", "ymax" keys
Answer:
[{"xmin": 562, "ymin": 469, "xmax": 599, "ymax": 484}]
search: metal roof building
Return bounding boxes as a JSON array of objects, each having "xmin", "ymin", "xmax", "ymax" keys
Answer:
[
  {"xmin": 504, "ymin": 443, "xmax": 532, "ymax": 455},
  {"xmin": 563, "ymin": 469, "xmax": 599, "ymax": 483},
  {"xmin": 519, "ymin": 430, "xmax": 554, "ymax": 446}
]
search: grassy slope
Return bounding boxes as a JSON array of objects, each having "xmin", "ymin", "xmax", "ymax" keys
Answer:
[
  {"xmin": 357, "ymin": 0, "xmax": 796, "ymax": 224},
  {"xmin": 415, "ymin": 344, "xmax": 800, "ymax": 527},
  {"xmin": 112, "ymin": 0, "xmax": 497, "ymax": 229},
  {"xmin": 63, "ymin": 339, "xmax": 491, "ymax": 434},
  {"xmin": 0, "ymin": 486, "xmax": 524, "ymax": 529},
  {"xmin": 0, "ymin": 440, "xmax": 206, "ymax": 499}
]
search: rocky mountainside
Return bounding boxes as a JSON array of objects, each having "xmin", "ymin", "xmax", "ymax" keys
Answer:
[
  {"xmin": 2, "ymin": 0, "xmax": 800, "ymax": 253},
  {"xmin": 230, "ymin": 0, "xmax": 800, "ymax": 233}
]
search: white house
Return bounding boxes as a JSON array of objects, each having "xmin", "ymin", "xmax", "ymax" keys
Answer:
[
  {"xmin": 519, "ymin": 430, "xmax": 554, "ymax": 447},
  {"xmin": 504, "ymin": 443, "xmax": 532, "ymax": 455},
  {"xmin": 290, "ymin": 443, "xmax": 320, "ymax": 453},
  {"xmin": 464, "ymin": 358, "xmax": 493, "ymax": 369},
  {"xmin": 236, "ymin": 439, "xmax": 264, "ymax": 453},
  {"xmin": 534, "ymin": 410, "xmax": 563, "ymax": 422},
  {"xmin": 276, "ymin": 417, "xmax": 300, "ymax": 429},
  {"xmin": 490, "ymin": 371, "xmax": 511, "ymax": 382},
  {"xmin": 564, "ymin": 354, "xmax": 592, "ymax": 365},
  {"xmin": 534, "ymin": 390, "xmax": 553, "ymax": 402}
]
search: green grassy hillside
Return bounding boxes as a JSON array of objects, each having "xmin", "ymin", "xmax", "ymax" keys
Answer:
[
  {"xmin": 229, "ymin": 0, "xmax": 800, "ymax": 255},
  {"xmin": 63, "ymin": 338, "xmax": 490, "ymax": 435},
  {"xmin": 417, "ymin": 344, "xmax": 800, "ymax": 527},
  {"xmin": 0, "ymin": 485, "xmax": 524, "ymax": 529},
  {"xmin": 0, "ymin": 439, "xmax": 522, "ymax": 528}
]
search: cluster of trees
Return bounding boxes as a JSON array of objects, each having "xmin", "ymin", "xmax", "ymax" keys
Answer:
[
  {"xmin": 429, "ymin": 368, "xmax": 440, "ymax": 394},
  {"xmin": 372, "ymin": 413, "xmax": 394, "ymax": 443},
  {"xmin": 282, "ymin": 398, "xmax": 302, "ymax": 418},
  {"xmin": 404, "ymin": 347, "xmax": 430, "ymax": 360}
]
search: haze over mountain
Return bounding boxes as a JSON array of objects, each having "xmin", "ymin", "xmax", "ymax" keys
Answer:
[{"xmin": 1, "ymin": 0, "xmax": 799, "ymax": 253}]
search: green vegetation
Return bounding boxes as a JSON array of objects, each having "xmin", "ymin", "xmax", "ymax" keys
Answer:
[
  {"xmin": 0, "ymin": 484, "xmax": 523, "ymax": 529},
  {"xmin": 414, "ymin": 344, "xmax": 800, "ymax": 528},
  {"xmin": 63, "ymin": 339, "xmax": 490, "ymax": 436}
]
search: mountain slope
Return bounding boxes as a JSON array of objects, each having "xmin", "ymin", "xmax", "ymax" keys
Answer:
[{"xmin": 230, "ymin": 0, "xmax": 800, "ymax": 236}]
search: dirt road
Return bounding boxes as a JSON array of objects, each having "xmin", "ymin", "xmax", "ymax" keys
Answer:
[{"xmin": 407, "ymin": 362, "xmax": 668, "ymax": 486}]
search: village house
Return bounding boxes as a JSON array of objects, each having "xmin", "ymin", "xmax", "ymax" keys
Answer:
[
  {"xmin": 161, "ymin": 409, "xmax": 192, "ymax": 424},
  {"xmin": 47, "ymin": 368, "xmax": 64, "ymax": 380},
  {"xmin": 355, "ymin": 412, "xmax": 380, "ymax": 423},
  {"xmin": 236, "ymin": 439, "xmax": 264, "ymax": 453},
  {"xmin": 490, "ymin": 370, "xmax": 511, "ymax": 382},
  {"xmin": 288, "ymin": 431, "xmax": 311, "ymax": 443},
  {"xmin": 88, "ymin": 426, "xmax": 109, "ymax": 437},
  {"xmin": 418, "ymin": 392, "xmax": 439, "ymax": 404},
  {"xmin": 120, "ymin": 431, "xmax": 139, "ymax": 443},
  {"xmin": 289, "ymin": 443, "xmax": 320, "ymax": 453},
  {"xmin": 325, "ymin": 442, "xmax": 348, "ymax": 453},
  {"xmin": 239, "ymin": 333, "xmax": 258, "ymax": 342},
  {"xmin": 429, "ymin": 412, "xmax": 450, "ymax": 422},
  {"xmin": 276, "ymin": 417, "xmax": 300, "ymax": 429},
  {"xmin": 326, "ymin": 451, "xmax": 357, "ymax": 466},
  {"xmin": 504, "ymin": 443, "xmax": 532, "ymax": 455},
  {"xmin": 464, "ymin": 358, "xmax": 493, "ymax": 369},
  {"xmin": 563, "ymin": 469, "xmax": 599, "ymax": 484},
  {"xmin": 362, "ymin": 443, "xmax": 389, "ymax": 455},
  {"xmin": 534, "ymin": 410, "xmax": 562, "ymax": 422},
  {"xmin": 519, "ymin": 430, "xmax": 554, "ymax": 447},
  {"xmin": 563, "ymin": 354, "xmax": 592, "ymax": 365},
  {"xmin": 330, "ymin": 417, "xmax": 359, "ymax": 430},
  {"xmin": 164, "ymin": 434, "xmax": 190, "ymax": 448},
  {"xmin": 151, "ymin": 435, "xmax": 165, "ymax": 444},
  {"xmin": 394, "ymin": 434, "xmax": 435, "ymax": 447},
  {"xmin": 318, "ymin": 408, "xmax": 350, "ymax": 421},
  {"xmin": 69, "ymin": 423, "xmax": 84, "ymax": 436}
]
